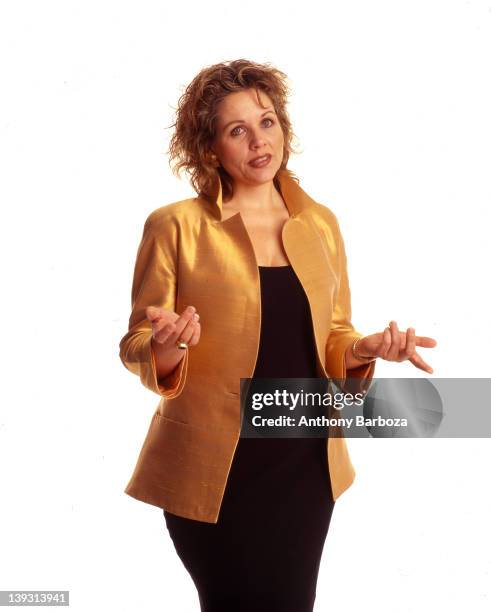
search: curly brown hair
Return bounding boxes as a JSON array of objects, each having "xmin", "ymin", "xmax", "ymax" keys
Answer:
[{"xmin": 166, "ymin": 59, "xmax": 300, "ymax": 203}]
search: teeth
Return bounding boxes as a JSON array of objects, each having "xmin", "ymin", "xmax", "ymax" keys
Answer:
[{"xmin": 252, "ymin": 155, "xmax": 268, "ymax": 164}]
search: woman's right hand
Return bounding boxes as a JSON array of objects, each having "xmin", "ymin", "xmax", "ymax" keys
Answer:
[
  {"xmin": 145, "ymin": 305, "xmax": 201, "ymax": 382},
  {"xmin": 146, "ymin": 305, "xmax": 201, "ymax": 352}
]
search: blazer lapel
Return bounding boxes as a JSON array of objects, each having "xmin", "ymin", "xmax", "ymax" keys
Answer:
[{"xmin": 195, "ymin": 168, "xmax": 336, "ymax": 380}]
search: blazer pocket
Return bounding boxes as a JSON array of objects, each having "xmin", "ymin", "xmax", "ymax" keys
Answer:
[{"xmin": 156, "ymin": 412, "xmax": 189, "ymax": 427}]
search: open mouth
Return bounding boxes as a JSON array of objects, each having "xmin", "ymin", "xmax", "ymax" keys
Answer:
[{"xmin": 249, "ymin": 154, "xmax": 272, "ymax": 168}]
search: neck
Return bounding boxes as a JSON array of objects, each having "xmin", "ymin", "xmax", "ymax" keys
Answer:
[{"xmin": 222, "ymin": 178, "xmax": 284, "ymax": 214}]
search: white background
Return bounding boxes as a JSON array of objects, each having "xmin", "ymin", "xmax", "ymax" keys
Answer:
[{"xmin": 1, "ymin": 0, "xmax": 490, "ymax": 610}]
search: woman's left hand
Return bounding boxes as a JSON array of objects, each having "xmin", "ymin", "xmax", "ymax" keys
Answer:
[{"xmin": 355, "ymin": 321, "xmax": 437, "ymax": 374}]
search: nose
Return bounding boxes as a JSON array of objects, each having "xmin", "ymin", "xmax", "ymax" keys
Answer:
[{"xmin": 249, "ymin": 126, "xmax": 266, "ymax": 149}]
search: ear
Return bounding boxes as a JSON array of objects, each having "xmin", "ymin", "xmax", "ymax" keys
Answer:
[{"xmin": 207, "ymin": 150, "xmax": 220, "ymax": 167}]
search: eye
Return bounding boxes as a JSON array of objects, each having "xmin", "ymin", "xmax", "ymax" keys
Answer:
[{"xmin": 230, "ymin": 117, "xmax": 275, "ymax": 137}]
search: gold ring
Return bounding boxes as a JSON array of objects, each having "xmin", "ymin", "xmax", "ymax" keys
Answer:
[{"xmin": 176, "ymin": 341, "xmax": 188, "ymax": 350}]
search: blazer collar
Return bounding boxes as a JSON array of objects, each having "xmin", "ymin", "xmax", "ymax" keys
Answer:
[{"xmin": 204, "ymin": 167, "xmax": 317, "ymax": 222}]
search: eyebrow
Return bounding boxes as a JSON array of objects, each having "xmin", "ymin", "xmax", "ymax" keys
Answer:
[{"xmin": 222, "ymin": 109, "xmax": 276, "ymax": 131}]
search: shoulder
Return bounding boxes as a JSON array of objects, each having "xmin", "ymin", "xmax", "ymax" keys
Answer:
[
  {"xmin": 308, "ymin": 201, "xmax": 342, "ymax": 242},
  {"xmin": 142, "ymin": 197, "xmax": 203, "ymax": 237}
]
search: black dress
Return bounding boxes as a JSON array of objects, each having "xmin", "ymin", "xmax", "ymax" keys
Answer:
[{"xmin": 164, "ymin": 265, "xmax": 335, "ymax": 612}]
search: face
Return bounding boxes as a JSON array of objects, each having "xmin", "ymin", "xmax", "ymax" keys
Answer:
[{"xmin": 211, "ymin": 88, "xmax": 285, "ymax": 190}]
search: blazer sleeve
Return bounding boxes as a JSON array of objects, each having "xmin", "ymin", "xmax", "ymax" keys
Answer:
[
  {"xmin": 324, "ymin": 214, "xmax": 376, "ymax": 394},
  {"xmin": 119, "ymin": 213, "xmax": 188, "ymax": 398}
]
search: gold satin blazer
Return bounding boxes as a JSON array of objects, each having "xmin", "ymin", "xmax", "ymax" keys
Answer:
[{"xmin": 119, "ymin": 167, "xmax": 376, "ymax": 523}]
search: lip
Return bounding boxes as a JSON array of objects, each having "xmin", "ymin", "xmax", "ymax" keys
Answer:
[{"xmin": 249, "ymin": 154, "xmax": 272, "ymax": 168}]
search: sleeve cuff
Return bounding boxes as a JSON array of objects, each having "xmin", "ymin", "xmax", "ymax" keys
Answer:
[
  {"xmin": 325, "ymin": 333, "xmax": 376, "ymax": 395},
  {"xmin": 142, "ymin": 333, "xmax": 189, "ymax": 398}
]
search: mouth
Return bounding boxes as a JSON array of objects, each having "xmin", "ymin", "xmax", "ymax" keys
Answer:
[{"xmin": 248, "ymin": 154, "xmax": 272, "ymax": 168}]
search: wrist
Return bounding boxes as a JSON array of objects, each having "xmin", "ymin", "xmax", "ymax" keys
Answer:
[{"xmin": 351, "ymin": 337, "xmax": 376, "ymax": 362}]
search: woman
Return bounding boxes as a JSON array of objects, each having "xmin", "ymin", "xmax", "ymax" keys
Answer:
[{"xmin": 119, "ymin": 59, "xmax": 437, "ymax": 611}]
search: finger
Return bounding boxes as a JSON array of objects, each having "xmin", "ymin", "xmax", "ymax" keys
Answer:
[
  {"xmin": 385, "ymin": 321, "xmax": 401, "ymax": 360},
  {"xmin": 415, "ymin": 336, "xmax": 438, "ymax": 348},
  {"xmin": 194, "ymin": 321, "xmax": 201, "ymax": 344},
  {"xmin": 409, "ymin": 351, "xmax": 434, "ymax": 374},
  {"xmin": 404, "ymin": 327, "xmax": 416, "ymax": 358},
  {"xmin": 379, "ymin": 327, "xmax": 392, "ymax": 359},
  {"xmin": 174, "ymin": 305, "xmax": 197, "ymax": 336},
  {"xmin": 187, "ymin": 321, "xmax": 201, "ymax": 347},
  {"xmin": 146, "ymin": 305, "xmax": 164, "ymax": 322},
  {"xmin": 153, "ymin": 321, "xmax": 177, "ymax": 345},
  {"xmin": 151, "ymin": 315, "xmax": 170, "ymax": 336},
  {"xmin": 178, "ymin": 313, "xmax": 200, "ymax": 345}
]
